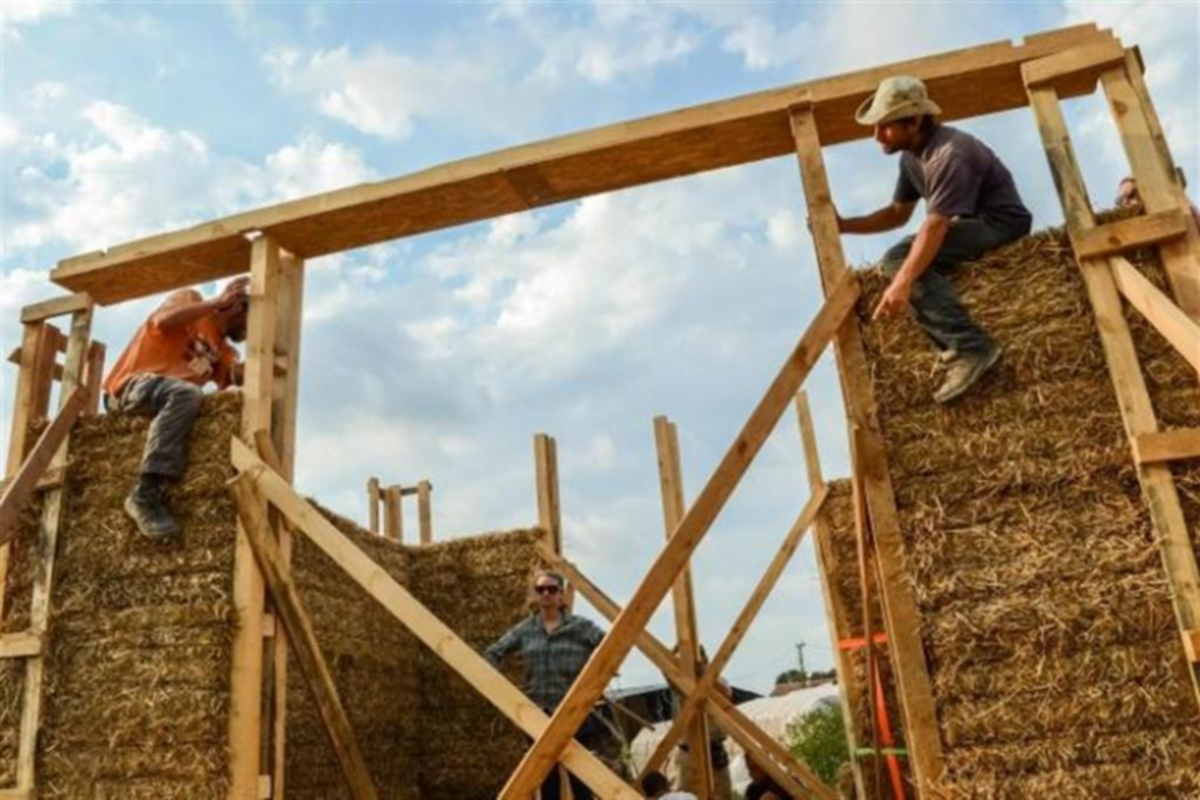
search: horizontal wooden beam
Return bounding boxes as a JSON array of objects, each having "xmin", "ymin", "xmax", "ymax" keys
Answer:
[
  {"xmin": 1109, "ymin": 256, "xmax": 1200, "ymax": 373},
  {"xmin": 0, "ymin": 633, "xmax": 42, "ymax": 660},
  {"xmin": 1133, "ymin": 428, "xmax": 1200, "ymax": 465},
  {"xmin": 1071, "ymin": 209, "xmax": 1189, "ymax": 260},
  {"xmin": 19, "ymin": 293, "xmax": 93, "ymax": 324},
  {"xmin": 50, "ymin": 25, "xmax": 1117, "ymax": 305},
  {"xmin": 1022, "ymin": 38, "xmax": 1126, "ymax": 87}
]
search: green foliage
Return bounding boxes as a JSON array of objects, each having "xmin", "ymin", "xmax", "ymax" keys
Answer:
[
  {"xmin": 775, "ymin": 668, "xmax": 806, "ymax": 685},
  {"xmin": 785, "ymin": 703, "xmax": 849, "ymax": 786}
]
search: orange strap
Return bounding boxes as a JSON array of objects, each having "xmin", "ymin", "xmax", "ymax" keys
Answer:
[{"xmin": 837, "ymin": 632, "xmax": 888, "ymax": 651}]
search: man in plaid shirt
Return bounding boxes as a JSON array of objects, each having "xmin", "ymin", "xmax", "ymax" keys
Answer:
[{"xmin": 486, "ymin": 569, "xmax": 607, "ymax": 800}]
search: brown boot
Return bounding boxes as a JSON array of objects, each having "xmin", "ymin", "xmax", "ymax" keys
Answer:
[{"xmin": 933, "ymin": 345, "xmax": 1001, "ymax": 404}]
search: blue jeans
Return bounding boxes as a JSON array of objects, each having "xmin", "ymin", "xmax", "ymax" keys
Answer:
[{"xmin": 881, "ymin": 214, "xmax": 1030, "ymax": 355}]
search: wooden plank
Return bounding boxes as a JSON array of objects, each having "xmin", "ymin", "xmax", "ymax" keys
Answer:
[
  {"xmin": 1185, "ymin": 630, "xmax": 1200, "ymax": 663},
  {"xmin": 1101, "ymin": 65, "xmax": 1200, "ymax": 323},
  {"xmin": 19, "ymin": 293, "xmax": 92, "ymax": 324},
  {"xmin": 651, "ymin": 417, "xmax": 713, "ymax": 797},
  {"xmin": 537, "ymin": 544, "xmax": 832, "ymax": 800},
  {"xmin": 1110, "ymin": 256, "xmax": 1200, "ymax": 372},
  {"xmin": 49, "ymin": 26, "xmax": 1117, "ymax": 304},
  {"xmin": 0, "ymin": 634, "xmax": 41, "ymax": 660},
  {"xmin": 1122, "ymin": 50, "xmax": 1193, "ymax": 226},
  {"xmin": 229, "ymin": 438, "xmax": 640, "ymax": 800},
  {"xmin": 0, "ymin": 388, "xmax": 86, "ymax": 544},
  {"xmin": 534, "ymin": 434, "xmax": 563, "ymax": 555},
  {"xmin": 1133, "ymin": 428, "xmax": 1200, "ymax": 465},
  {"xmin": 82, "ymin": 342, "xmax": 106, "ymax": 417},
  {"xmin": 795, "ymin": 392, "xmax": 868, "ymax": 800},
  {"xmin": 15, "ymin": 305, "xmax": 91, "ymax": 793},
  {"xmin": 499, "ymin": 275, "xmax": 857, "ymax": 799},
  {"xmin": 416, "ymin": 481, "xmax": 432, "ymax": 545},
  {"xmin": 367, "ymin": 478, "xmax": 381, "ymax": 534},
  {"xmin": 229, "ymin": 236, "xmax": 282, "ymax": 799},
  {"xmin": 383, "ymin": 486, "xmax": 402, "ymax": 543},
  {"xmin": 640, "ymin": 485, "xmax": 831, "ymax": 786},
  {"xmin": 230, "ymin": 477, "xmax": 380, "ymax": 800},
  {"xmin": 1025, "ymin": 79, "xmax": 1200, "ymax": 705},
  {"xmin": 1021, "ymin": 38, "xmax": 1126, "ymax": 87},
  {"xmin": 789, "ymin": 104, "xmax": 947, "ymax": 794},
  {"xmin": 1070, "ymin": 209, "xmax": 1188, "ymax": 260}
]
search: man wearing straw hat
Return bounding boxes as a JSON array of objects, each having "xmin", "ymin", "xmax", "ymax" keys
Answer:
[{"xmin": 837, "ymin": 75, "xmax": 1032, "ymax": 403}]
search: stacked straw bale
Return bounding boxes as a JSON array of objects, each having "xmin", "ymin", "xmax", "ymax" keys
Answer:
[
  {"xmin": 0, "ymin": 390, "xmax": 544, "ymax": 797},
  {"xmin": 834, "ymin": 220, "xmax": 1200, "ymax": 798}
]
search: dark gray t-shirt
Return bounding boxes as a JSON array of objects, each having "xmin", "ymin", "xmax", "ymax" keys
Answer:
[{"xmin": 894, "ymin": 125, "xmax": 1031, "ymax": 228}]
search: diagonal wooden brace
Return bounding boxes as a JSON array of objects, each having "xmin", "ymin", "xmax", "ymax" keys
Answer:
[
  {"xmin": 498, "ymin": 272, "xmax": 858, "ymax": 798},
  {"xmin": 639, "ymin": 483, "xmax": 830, "ymax": 779}
]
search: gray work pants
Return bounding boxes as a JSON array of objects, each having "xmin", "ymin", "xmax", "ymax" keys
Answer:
[
  {"xmin": 881, "ymin": 214, "xmax": 1031, "ymax": 355},
  {"xmin": 110, "ymin": 374, "xmax": 203, "ymax": 478}
]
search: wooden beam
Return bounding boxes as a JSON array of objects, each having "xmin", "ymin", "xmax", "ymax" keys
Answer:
[
  {"xmin": 1025, "ymin": 77, "xmax": 1200, "ymax": 705},
  {"xmin": 1109, "ymin": 256, "xmax": 1200, "ymax": 373},
  {"xmin": 19, "ymin": 293, "xmax": 93, "ymax": 324},
  {"xmin": 537, "ymin": 544, "xmax": 834, "ymax": 800},
  {"xmin": 230, "ymin": 439, "xmax": 639, "ymax": 799},
  {"xmin": 383, "ymin": 486, "xmax": 402, "ymax": 543},
  {"xmin": 0, "ymin": 634, "xmax": 41, "ymax": 660},
  {"xmin": 0, "ymin": 388, "xmax": 86, "ymax": 544},
  {"xmin": 534, "ymin": 434, "xmax": 563, "ymax": 555},
  {"xmin": 82, "ymin": 342, "xmax": 106, "ymax": 417},
  {"xmin": 789, "ymin": 104, "xmax": 947, "ymax": 793},
  {"xmin": 640, "ymin": 485, "xmax": 831, "ymax": 784},
  {"xmin": 367, "ymin": 478, "xmax": 381, "ymax": 534},
  {"xmin": 795, "ymin": 392, "xmax": 868, "ymax": 800},
  {"xmin": 1133, "ymin": 428, "xmax": 1200, "ymax": 465},
  {"xmin": 651, "ymin": 417, "xmax": 713, "ymax": 797},
  {"xmin": 1070, "ymin": 209, "xmax": 1189, "ymax": 260},
  {"xmin": 230, "ymin": 477, "xmax": 380, "ymax": 800},
  {"xmin": 416, "ymin": 480, "xmax": 432, "ymax": 545},
  {"xmin": 499, "ymin": 274, "xmax": 857, "ymax": 798},
  {"xmin": 49, "ymin": 26, "xmax": 1117, "ymax": 304},
  {"xmin": 1185, "ymin": 630, "xmax": 1200, "ymax": 664},
  {"xmin": 1021, "ymin": 38, "xmax": 1126, "ymax": 88}
]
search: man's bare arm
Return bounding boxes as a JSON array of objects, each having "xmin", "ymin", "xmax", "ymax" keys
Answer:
[
  {"xmin": 151, "ymin": 277, "xmax": 249, "ymax": 331},
  {"xmin": 872, "ymin": 212, "xmax": 951, "ymax": 320},
  {"xmin": 837, "ymin": 201, "xmax": 916, "ymax": 235}
]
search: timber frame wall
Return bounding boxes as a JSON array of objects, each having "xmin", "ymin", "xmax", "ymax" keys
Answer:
[{"xmin": 0, "ymin": 20, "xmax": 1191, "ymax": 800}]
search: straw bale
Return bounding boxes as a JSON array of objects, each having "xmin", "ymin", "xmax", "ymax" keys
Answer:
[{"xmin": 820, "ymin": 220, "xmax": 1200, "ymax": 795}]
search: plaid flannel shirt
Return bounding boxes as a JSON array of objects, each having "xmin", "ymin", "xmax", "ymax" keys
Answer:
[{"xmin": 486, "ymin": 612, "xmax": 605, "ymax": 710}]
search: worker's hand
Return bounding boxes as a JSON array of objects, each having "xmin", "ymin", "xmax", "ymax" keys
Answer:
[
  {"xmin": 216, "ymin": 276, "xmax": 250, "ymax": 313},
  {"xmin": 872, "ymin": 277, "xmax": 912, "ymax": 321}
]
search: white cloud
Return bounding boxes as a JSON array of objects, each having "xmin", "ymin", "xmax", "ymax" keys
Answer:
[
  {"xmin": 0, "ymin": 115, "xmax": 19, "ymax": 149},
  {"xmin": 0, "ymin": 0, "xmax": 75, "ymax": 39},
  {"xmin": 27, "ymin": 81, "xmax": 68, "ymax": 107}
]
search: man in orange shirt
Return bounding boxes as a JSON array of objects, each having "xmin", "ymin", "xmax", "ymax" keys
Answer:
[{"xmin": 104, "ymin": 277, "xmax": 249, "ymax": 539}]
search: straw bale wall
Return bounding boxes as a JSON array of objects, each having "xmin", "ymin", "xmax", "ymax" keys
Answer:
[
  {"xmin": 0, "ymin": 391, "xmax": 542, "ymax": 798},
  {"xmin": 831, "ymin": 220, "xmax": 1200, "ymax": 798}
]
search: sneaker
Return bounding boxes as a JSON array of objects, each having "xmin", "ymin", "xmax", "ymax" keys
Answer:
[
  {"xmin": 937, "ymin": 349, "xmax": 958, "ymax": 365},
  {"xmin": 933, "ymin": 345, "xmax": 1002, "ymax": 404},
  {"xmin": 124, "ymin": 475, "xmax": 181, "ymax": 540}
]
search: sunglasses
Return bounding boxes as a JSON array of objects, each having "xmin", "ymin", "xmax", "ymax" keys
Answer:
[{"xmin": 534, "ymin": 584, "xmax": 561, "ymax": 595}]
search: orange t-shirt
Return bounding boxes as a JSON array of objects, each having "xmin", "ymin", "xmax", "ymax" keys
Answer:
[{"xmin": 103, "ymin": 290, "xmax": 239, "ymax": 398}]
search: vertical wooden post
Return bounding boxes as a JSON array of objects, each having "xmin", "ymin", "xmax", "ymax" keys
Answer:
[
  {"xmin": 367, "ymin": 478, "xmax": 381, "ymax": 534},
  {"xmin": 266, "ymin": 249, "xmax": 304, "ymax": 800},
  {"xmin": 789, "ymin": 102, "xmax": 945, "ymax": 794},
  {"xmin": 533, "ymin": 434, "xmax": 562, "ymax": 555},
  {"xmin": 16, "ymin": 305, "xmax": 92, "ymax": 793},
  {"xmin": 82, "ymin": 341, "xmax": 106, "ymax": 417},
  {"xmin": 417, "ymin": 481, "xmax": 433, "ymax": 545},
  {"xmin": 384, "ymin": 486, "xmax": 403, "ymax": 543},
  {"xmin": 652, "ymin": 416, "xmax": 714, "ymax": 797},
  {"xmin": 230, "ymin": 235, "xmax": 282, "ymax": 799},
  {"xmin": 794, "ymin": 392, "xmax": 868, "ymax": 800}
]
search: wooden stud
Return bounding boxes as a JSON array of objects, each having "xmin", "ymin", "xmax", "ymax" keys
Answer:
[
  {"xmin": 651, "ymin": 417, "xmax": 713, "ymax": 797},
  {"xmin": 1109, "ymin": 256, "xmax": 1200, "ymax": 373},
  {"xmin": 0, "ymin": 388, "xmax": 86, "ymax": 543},
  {"xmin": 795, "ymin": 391, "xmax": 868, "ymax": 800},
  {"xmin": 230, "ymin": 477, "xmax": 380, "ymax": 800},
  {"xmin": 537, "ymin": 544, "xmax": 835, "ymax": 800},
  {"xmin": 417, "ymin": 481, "xmax": 432, "ymax": 545},
  {"xmin": 534, "ymin": 434, "xmax": 563, "ymax": 555},
  {"xmin": 367, "ymin": 478, "xmax": 381, "ymax": 534},
  {"xmin": 82, "ymin": 341, "xmax": 106, "ymax": 417},
  {"xmin": 1020, "ymin": 38, "xmax": 1126, "ymax": 88},
  {"xmin": 383, "ymin": 486, "xmax": 402, "ymax": 543},
  {"xmin": 640, "ymin": 485, "xmax": 830, "ymax": 783},
  {"xmin": 15, "ymin": 305, "xmax": 91, "ymax": 793},
  {"xmin": 499, "ymin": 275, "xmax": 857, "ymax": 799},
  {"xmin": 0, "ymin": 634, "xmax": 41, "ymax": 660},
  {"xmin": 1184, "ymin": 629, "xmax": 1200, "ymax": 664},
  {"xmin": 790, "ymin": 104, "xmax": 947, "ymax": 794},
  {"xmin": 1070, "ymin": 209, "xmax": 1189, "ymax": 260},
  {"xmin": 18, "ymin": 293, "xmax": 92, "ymax": 324},
  {"xmin": 1132, "ymin": 428, "xmax": 1200, "ymax": 465},
  {"xmin": 229, "ymin": 438, "xmax": 640, "ymax": 800},
  {"xmin": 1024, "ymin": 76, "xmax": 1200, "ymax": 705}
]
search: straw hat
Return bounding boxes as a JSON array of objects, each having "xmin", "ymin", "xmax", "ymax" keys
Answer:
[{"xmin": 855, "ymin": 75, "xmax": 943, "ymax": 125}]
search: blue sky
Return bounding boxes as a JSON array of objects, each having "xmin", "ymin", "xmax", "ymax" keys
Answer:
[{"xmin": 2, "ymin": 1, "xmax": 1197, "ymax": 695}]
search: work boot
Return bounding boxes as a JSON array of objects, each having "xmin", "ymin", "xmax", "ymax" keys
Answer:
[
  {"xmin": 937, "ymin": 348, "xmax": 958, "ymax": 365},
  {"xmin": 933, "ymin": 345, "xmax": 1002, "ymax": 404},
  {"xmin": 124, "ymin": 474, "xmax": 181, "ymax": 540}
]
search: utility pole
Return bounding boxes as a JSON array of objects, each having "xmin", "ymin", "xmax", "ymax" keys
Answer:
[{"xmin": 796, "ymin": 642, "xmax": 808, "ymax": 685}]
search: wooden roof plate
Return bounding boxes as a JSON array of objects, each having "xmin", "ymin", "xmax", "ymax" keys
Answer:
[{"xmin": 53, "ymin": 24, "xmax": 1118, "ymax": 305}]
